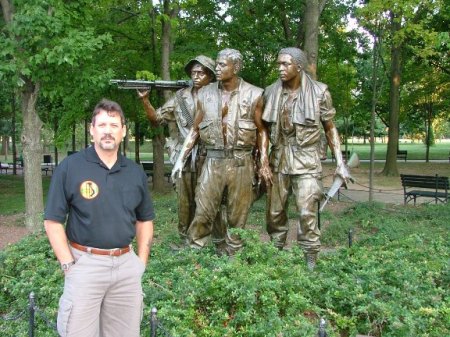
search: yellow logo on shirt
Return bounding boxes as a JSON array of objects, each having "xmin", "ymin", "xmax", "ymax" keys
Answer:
[{"xmin": 80, "ymin": 181, "xmax": 99, "ymax": 200}]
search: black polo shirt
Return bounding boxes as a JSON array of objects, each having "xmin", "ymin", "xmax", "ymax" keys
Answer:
[{"xmin": 44, "ymin": 146, "xmax": 155, "ymax": 249}]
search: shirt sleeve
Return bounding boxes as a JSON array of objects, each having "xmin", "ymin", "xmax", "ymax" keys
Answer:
[
  {"xmin": 44, "ymin": 161, "xmax": 69, "ymax": 224},
  {"xmin": 135, "ymin": 169, "xmax": 156, "ymax": 222},
  {"xmin": 320, "ymin": 89, "xmax": 337, "ymax": 122},
  {"xmin": 157, "ymin": 95, "xmax": 178, "ymax": 123}
]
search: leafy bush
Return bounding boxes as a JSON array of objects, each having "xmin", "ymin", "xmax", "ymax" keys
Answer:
[{"xmin": 1, "ymin": 198, "xmax": 449, "ymax": 337}]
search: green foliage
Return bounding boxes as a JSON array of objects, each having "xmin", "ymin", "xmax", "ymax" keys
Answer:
[{"xmin": 1, "ymin": 190, "xmax": 449, "ymax": 336}]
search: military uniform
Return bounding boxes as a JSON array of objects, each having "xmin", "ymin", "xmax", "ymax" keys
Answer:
[
  {"xmin": 188, "ymin": 79, "xmax": 263, "ymax": 248},
  {"xmin": 155, "ymin": 87, "xmax": 204, "ymax": 237},
  {"xmin": 153, "ymin": 55, "xmax": 216, "ymax": 239},
  {"xmin": 262, "ymin": 75, "xmax": 336, "ymax": 253}
]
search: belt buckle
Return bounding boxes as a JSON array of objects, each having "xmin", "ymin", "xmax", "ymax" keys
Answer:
[
  {"xmin": 109, "ymin": 248, "xmax": 119, "ymax": 256},
  {"xmin": 87, "ymin": 247, "xmax": 92, "ymax": 254}
]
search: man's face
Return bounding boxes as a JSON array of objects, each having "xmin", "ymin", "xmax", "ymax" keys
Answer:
[
  {"xmin": 277, "ymin": 54, "xmax": 300, "ymax": 82},
  {"xmin": 191, "ymin": 63, "xmax": 212, "ymax": 88},
  {"xmin": 215, "ymin": 56, "xmax": 235, "ymax": 82},
  {"xmin": 90, "ymin": 110, "xmax": 126, "ymax": 152}
]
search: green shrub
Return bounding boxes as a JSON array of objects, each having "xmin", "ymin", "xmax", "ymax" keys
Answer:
[{"xmin": 1, "ymin": 199, "xmax": 449, "ymax": 337}]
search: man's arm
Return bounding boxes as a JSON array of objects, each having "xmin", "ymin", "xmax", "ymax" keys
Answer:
[
  {"xmin": 135, "ymin": 220, "xmax": 154, "ymax": 266},
  {"xmin": 254, "ymin": 96, "xmax": 273, "ymax": 186},
  {"xmin": 44, "ymin": 220, "xmax": 74, "ymax": 268}
]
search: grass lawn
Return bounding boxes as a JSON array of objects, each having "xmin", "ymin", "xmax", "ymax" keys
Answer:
[
  {"xmin": 2, "ymin": 140, "xmax": 449, "ymax": 164},
  {"xmin": 336, "ymin": 141, "xmax": 450, "ymax": 160}
]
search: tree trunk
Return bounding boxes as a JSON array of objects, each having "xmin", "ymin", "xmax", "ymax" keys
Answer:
[
  {"xmin": 302, "ymin": 0, "xmax": 327, "ymax": 79},
  {"xmin": 21, "ymin": 80, "xmax": 44, "ymax": 233},
  {"xmin": 425, "ymin": 101, "xmax": 432, "ymax": 163},
  {"xmin": 1, "ymin": 136, "xmax": 8, "ymax": 157},
  {"xmin": 84, "ymin": 118, "xmax": 89, "ymax": 149},
  {"xmin": 12, "ymin": 92, "xmax": 18, "ymax": 175},
  {"xmin": 369, "ymin": 35, "xmax": 380, "ymax": 202},
  {"xmin": 382, "ymin": 11, "xmax": 401, "ymax": 176},
  {"xmin": 71, "ymin": 123, "xmax": 76, "ymax": 152},
  {"xmin": 53, "ymin": 118, "xmax": 59, "ymax": 166},
  {"xmin": 150, "ymin": 0, "xmax": 179, "ymax": 192},
  {"xmin": 135, "ymin": 121, "xmax": 140, "ymax": 163},
  {"xmin": 152, "ymin": 134, "xmax": 166, "ymax": 191}
]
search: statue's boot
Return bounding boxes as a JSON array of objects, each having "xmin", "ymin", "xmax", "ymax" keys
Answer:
[{"xmin": 214, "ymin": 239, "xmax": 240, "ymax": 257}]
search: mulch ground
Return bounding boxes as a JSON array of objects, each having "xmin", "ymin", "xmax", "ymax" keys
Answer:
[{"xmin": 0, "ymin": 214, "xmax": 28, "ymax": 250}]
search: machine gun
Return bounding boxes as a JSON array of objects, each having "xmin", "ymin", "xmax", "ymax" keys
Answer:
[{"xmin": 110, "ymin": 79, "xmax": 191, "ymax": 91}]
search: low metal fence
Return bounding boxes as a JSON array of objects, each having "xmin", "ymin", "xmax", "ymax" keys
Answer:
[
  {"xmin": 1, "ymin": 292, "xmax": 173, "ymax": 337},
  {"xmin": 2, "ymin": 292, "xmax": 330, "ymax": 336}
]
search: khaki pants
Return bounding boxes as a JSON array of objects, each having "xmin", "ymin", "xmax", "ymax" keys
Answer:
[
  {"xmin": 266, "ymin": 173, "xmax": 322, "ymax": 253},
  {"xmin": 57, "ymin": 246, "xmax": 145, "ymax": 337}
]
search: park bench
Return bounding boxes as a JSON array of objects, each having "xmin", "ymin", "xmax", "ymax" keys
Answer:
[
  {"xmin": 41, "ymin": 155, "xmax": 54, "ymax": 176},
  {"xmin": 142, "ymin": 161, "xmax": 172, "ymax": 182},
  {"xmin": 0, "ymin": 162, "xmax": 10, "ymax": 173},
  {"xmin": 400, "ymin": 174, "xmax": 448, "ymax": 205},
  {"xmin": 397, "ymin": 150, "xmax": 407, "ymax": 162}
]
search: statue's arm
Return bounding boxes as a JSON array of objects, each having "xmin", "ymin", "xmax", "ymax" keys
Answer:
[
  {"xmin": 170, "ymin": 101, "xmax": 203, "ymax": 181},
  {"xmin": 323, "ymin": 119, "xmax": 351, "ymax": 184},
  {"xmin": 254, "ymin": 96, "xmax": 273, "ymax": 186},
  {"xmin": 137, "ymin": 90, "xmax": 158, "ymax": 125}
]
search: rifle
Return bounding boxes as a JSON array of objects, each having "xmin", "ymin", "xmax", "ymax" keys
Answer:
[{"xmin": 110, "ymin": 79, "xmax": 191, "ymax": 91}]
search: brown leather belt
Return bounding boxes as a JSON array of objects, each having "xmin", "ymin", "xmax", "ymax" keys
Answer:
[{"xmin": 69, "ymin": 241, "xmax": 131, "ymax": 256}]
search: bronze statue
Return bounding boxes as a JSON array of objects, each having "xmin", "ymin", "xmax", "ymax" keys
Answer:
[
  {"xmin": 172, "ymin": 48, "xmax": 272, "ymax": 255},
  {"xmin": 138, "ymin": 55, "xmax": 216, "ymax": 240},
  {"xmin": 262, "ymin": 47, "xmax": 351, "ymax": 270}
]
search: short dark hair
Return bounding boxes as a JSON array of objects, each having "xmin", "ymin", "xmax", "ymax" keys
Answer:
[
  {"xmin": 279, "ymin": 47, "xmax": 307, "ymax": 69},
  {"xmin": 92, "ymin": 99, "xmax": 125, "ymax": 126},
  {"xmin": 217, "ymin": 48, "xmax": 243, "ymax": 73}
]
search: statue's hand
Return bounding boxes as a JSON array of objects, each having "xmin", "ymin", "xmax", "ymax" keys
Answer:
[
  {"xmin": 137, "ymin": 89, "xmax": 150, "ymax": 99},
  {"xmin": 170, "ymin": 161, "xmax": 183, "ymax": 184},
  {"xmin": 335, "ymin": 163, "xmax": 353, "ymax": 187},
  {"xmin": 258, "ymin": 164, "xmax": 273, "ymax": 187}
]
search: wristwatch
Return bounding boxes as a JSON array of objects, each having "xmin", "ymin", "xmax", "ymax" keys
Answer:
[{"xmin": 60, "ymin": 261, "xmax": 75, "ymax": 271}]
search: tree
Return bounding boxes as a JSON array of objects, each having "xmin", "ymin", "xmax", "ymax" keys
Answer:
[
  {"xmin": 357, "ymin": 0, "xmax": 446, "ymax": 176},
  {"xmin": 153, "ymin": 0, "xmax": 181, "ymax": 192},
  {"xmin": 0, "ymin": 0, "xmax": 111, "ymax": 231}
]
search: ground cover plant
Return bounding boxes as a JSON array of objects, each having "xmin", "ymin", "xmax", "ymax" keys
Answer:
[{"xmin": 0, "ymin": 184, "xmax": 448, "ymax": 336}]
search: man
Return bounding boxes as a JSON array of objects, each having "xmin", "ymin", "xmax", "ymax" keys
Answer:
[
  {"xmin": 262, "ymin": 47, "xmax": 351, "ymax": 270},
  {"xmin": 172, "ymin": 48, "xmax": 272, "ymax": 255},
  {"xmin": 138, "ymin": 55, "xmax": 216, "ymax": 240},
  {"xmin": 44, "ymin": 99, "xmax": 154, "ymax": 337}
]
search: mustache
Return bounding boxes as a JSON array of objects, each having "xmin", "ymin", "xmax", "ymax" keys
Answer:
[{"xmin": 101, "ymin": 134, "xmax": 115, "ymax": 141}]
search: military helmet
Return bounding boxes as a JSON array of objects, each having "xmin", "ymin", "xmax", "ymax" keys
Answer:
[{"xmin": 184, "ymin": 55, "xmax": 216, "ymax": 80}]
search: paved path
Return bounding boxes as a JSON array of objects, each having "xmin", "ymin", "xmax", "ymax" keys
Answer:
[{"xmin": 334, "ymin": 188, "xmax": 405, "ymax": 205}]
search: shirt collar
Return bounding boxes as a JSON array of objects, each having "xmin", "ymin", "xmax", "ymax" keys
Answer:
[{"xmin": 84, "ymin": 145, "xmax": 127, "ymax": 171}]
